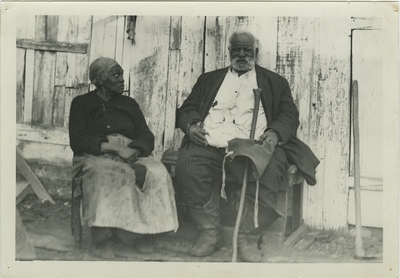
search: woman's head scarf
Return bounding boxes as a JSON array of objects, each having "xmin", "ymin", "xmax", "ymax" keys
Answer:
[{"xmin": 89, "ymin": 57, "xmax": 120, "ymax": 87}]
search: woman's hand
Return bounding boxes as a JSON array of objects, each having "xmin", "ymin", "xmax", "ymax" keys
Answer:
[{"xmin": 118, "ymin": 147, "xmax": 141, "ymax": 163}]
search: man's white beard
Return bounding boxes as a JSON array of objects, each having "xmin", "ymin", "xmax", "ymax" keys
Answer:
[{"xmin": 231, "ymin": 57, "xmax": 255, "ymax": 72}]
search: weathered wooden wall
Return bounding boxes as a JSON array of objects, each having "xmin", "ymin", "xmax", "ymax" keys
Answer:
[
  {"xmin": 275, "ymin": 17, "xmax": 352, "ymax": 229},
  {"xmin": 16, "ymin": 15, "xmax": 356, "ymax": 229}
]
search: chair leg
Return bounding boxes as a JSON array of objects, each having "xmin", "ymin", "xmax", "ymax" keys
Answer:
[
  {"xmin": 282, "ymin": 183, "xmax": 303, "ymax": 243},
  {"xmin": 291, "ymin": 183, "xmax": 302, "ymax": 231},
  {"xmin": 71, "ymin": 178, "xmax": 83, "ymax": 248},
  {"xmin": 282, "ymin": 187, "xmax": 292, "ymax": 242}
]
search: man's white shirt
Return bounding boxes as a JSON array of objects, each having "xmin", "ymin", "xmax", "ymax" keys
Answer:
[{"xmin": 203, "ymin": 67, "xmax": 267, "ymax": 148}]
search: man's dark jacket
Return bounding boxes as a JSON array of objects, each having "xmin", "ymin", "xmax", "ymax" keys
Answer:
[{"xmin": 178, "ymin": 65, "xmax": 319, "ymax": 185}]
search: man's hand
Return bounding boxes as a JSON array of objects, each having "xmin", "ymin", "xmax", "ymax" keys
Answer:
[
  {"xmin": 188, "ymin": 123, "xmax": 209, "ymax": 146},
  {"xmin": 258, "ymin": 130, "xmax": 280, "ymax": 147},
  {"xmin": 117, "ymin": 147, "xmax": 141, "ymax": 163}
]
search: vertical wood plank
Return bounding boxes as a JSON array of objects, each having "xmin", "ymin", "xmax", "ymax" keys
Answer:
[
  {"xmin": 32, "ymin": 50, "xmax": 56, "ymax": 125},
  {"xmin": 173, "ymin": 16, "xmax": 205, "ymax": 150},
  {"xmin": 115, "ymin": 16, "xmax": 125, "ymax": 66},
  {"xmin": 165, "ymin": 50, "xmax": 180, "ymax": 151},
  {"xmin": 65, "ymin": 16, "xmax": 79, "ymax": 88},
  {"xmin": 55, "ymin": 16, "xmax": 69, "ymax": 87},
  {"xmin": 164, "ymin": 16, "xmax": 182, "ymax": 151},
  {"xmin": 24, "ymin": 15, "xmax": 37, "ymax": 124},
  {"xmin": 89, "ymin": 15, "xmax": 107, "ymax": 63},
  {"xmin": 121, "ymin": 17, "xmax": 133, "ymax": 94},
  {"xmin": 63, "ymin": 88, "xmax": 74, "ymax": 128},
  {"xmin": 53, "ymin": 86, "xmax": 66, "ymax": 126},
  {"xmin": 103, "ymin": 16, "xmax": 118, "ymax": 59},
  {"xmin": 276, "ymin": 16, "xmax": 351, "ymax": 229},
  {"xmin": 276, "ymin": 17, "xmax": 317, "ymax": 146},
  {"xmin": 47, "ymin": 15, "xmax": 65, "ymax": 127},
  {"xmin": 297, "ymin": 17, "xmax": 351, "ymax": 229},
  {"xmin": 319, "ymin": 17, "xmax": 351, "ymax": 229},
  {"xmin": 130, "ymin": 16, "xmax": 171, "ymax": 159},
  {"xmin": 16, "ymin": 48, "xmax": 26, "ymax": 123},
  {"xmin": 276, "ymin": 16, "xmax": 319, "ymax": 227},
  {"xmin": 47, "ymin": 15, "xmax": 59, "ymax": 42},
  {"xmin": 205, "ymin": 16, "xmax": 229, "ymax": 72},
  {"xmin": 75, "ymin": 15, "xmax": 92, "ymax": 86},
  {"xmin": 176, "ymin": 16, "xmax": 205, "ymax": 107},
  {"xmin": 16, "ymin": 17, "xmax": 29, "ymax": 123},
  {"xmin": 169, "ymin": 16, "xmax": 182, "ymax": 50},
  {"xmin": 32, "ymin": 15, "xmax": 57, "ymax": 126}
]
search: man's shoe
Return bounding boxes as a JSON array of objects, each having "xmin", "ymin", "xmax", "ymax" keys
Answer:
[
  {"xmin": 237, "ymin": 233, "xmax": 263, "ymax": 262},
  {"xmin": 189, "ymin": 229, "xmax": 222, "ymax": 257}
]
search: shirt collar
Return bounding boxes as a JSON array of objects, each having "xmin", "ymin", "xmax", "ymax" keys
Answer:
[{"xmin": 229, "ymin": 66, "xmax": 256, "ymax": 78}]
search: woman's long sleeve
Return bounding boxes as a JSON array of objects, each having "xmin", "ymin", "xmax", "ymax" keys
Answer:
[{"xmin": 69, "ymin": 98, "xmax": 108, "ymax": 155}]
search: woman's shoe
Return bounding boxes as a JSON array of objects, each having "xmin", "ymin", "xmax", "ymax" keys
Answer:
[
  {"xmin": 134, "ymin": 236, "xmax": 155, "ymax": 254},
  {"xmin": 90, "ymin": 239, "xmax": 115, "ymax": 260}
]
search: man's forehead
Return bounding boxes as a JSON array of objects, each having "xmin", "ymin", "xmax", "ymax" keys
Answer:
[{"xmin": 230, "ymin": 33, "xmax": 255, "ymax": 46}]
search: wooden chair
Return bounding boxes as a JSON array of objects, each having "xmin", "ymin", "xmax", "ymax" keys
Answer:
[
  {"xmin": 71, "ymin": 173, "xmax": 83, "ymax": 248},
  {"xmin": 161, "ymin": 148, "xmax": 305, "ymax": 242}
]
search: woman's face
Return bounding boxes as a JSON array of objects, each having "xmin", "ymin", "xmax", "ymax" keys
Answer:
[{"xmin": 102, "ymin": 64, "xmax": 124, "ymax": 95}]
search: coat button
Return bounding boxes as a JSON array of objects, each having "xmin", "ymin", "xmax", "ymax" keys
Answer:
[{"xmin": 107, "ymin": 125, "xmax": 110, "ymax": 129}]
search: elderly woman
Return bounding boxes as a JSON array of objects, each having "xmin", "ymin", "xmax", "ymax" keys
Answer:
[{"xmin": 69, "ymin": 57, "xmax": 178, "ymax": 258}]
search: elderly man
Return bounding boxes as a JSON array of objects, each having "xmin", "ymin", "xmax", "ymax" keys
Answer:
[{"xmin": 176, "ymin": 31, "xmax": 315, "ymax": 261}]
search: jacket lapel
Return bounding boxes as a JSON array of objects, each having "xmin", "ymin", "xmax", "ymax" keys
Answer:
[
  {"xmin": 202, "ymin": 68, "xmax": 229, "ymax": 115},
  {"xmin": 209, "ymin": 67, "xmax": 229, "ymax": 99},
  {"xmin": 255, "ymin": 65, "xmax": 273, "ymax": 123}
]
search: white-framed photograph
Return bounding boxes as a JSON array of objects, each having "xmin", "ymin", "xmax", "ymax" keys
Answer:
[{"xmin": 1, "ymin": 1, "xmax": 398, "ymax": 278}]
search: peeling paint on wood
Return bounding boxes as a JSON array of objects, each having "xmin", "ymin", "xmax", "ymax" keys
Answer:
[
  {"xmin": 23, "ymin": 15, "xmax": 36, "ymax": 124},
  {"xmin": 177, "ymin": 16, "xmax": 205, "ymax": 107},
  {"xmin": 47, "ymin": 16, "xmax": 59, "ymax": 42},
  {"xmin": 32, "ymin": 50, "xmax": 56, "ymax": 126},
  {"xmin": 121, "ymin": 16, "xmax": 133, "ymax": 94},
  {"xmin": 65, "ymin": 16, "xmax": 79, "ymax": 88},
  {"xmin": 276, "ymin": 17, "xmax": 317, "ymax": 145},
  {"xmin": 115, "ymin": 16, "xmax": 126, "ymax": 66},
  {"xmin": 169, "ymin": 16, "xmax": 182, "ymax": 50},
  {"xmin": 205, "ymin": 16, "xmax": 228, "ymax": 72},
  {"xmin": 172, "ymin": 16, "xmax": 205, "ymax": 150},
  {"xmin": 52, "ymin": 86, "xmax": 66, "ymax": 126},
  {"xmin": 164, "ymin": 49, "xmax": 180, "ymax": 151},
  {"xmin": 17, "ymin": 140, "xmax": 72, "ymax": 167},
  {"xmin": 130, "ymin": 16, "xmax": 171, "ymax": 160},
  {"xmin": 16, "ymin": 48, "xmax": 26, "ymax": 123},
  {"xmin": 89, "ymin": 16, "xmax": 108, "ymax": 63},
  {"xmin": 63, "ymin": 88, "xmax": 74, "ymax": 128},
  {"xmin": 276, "ymin": 16, "xmax": 352, "ymax": 229},
  {"xmin": 17, "ymin": 123, "xmax": 69, "ymax": 146},
  {"xmin": 16, "ymin": 39, "xmax": 88, "ymax": 54},
  {"xmin": 103, "ymin": 16, "xmax": 118, "ymax": 59},
  {"xmin": 75, "ymin": 15, "xmax": 92, "ymax": 86},
  {"xmin": 54, "ymin": 16, "xmax": 70, "ymax": 87}
]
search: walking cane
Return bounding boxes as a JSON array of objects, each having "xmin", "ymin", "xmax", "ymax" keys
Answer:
[{"xmin": 232, "ymin": 88, "xmax": 262, "ymax": 262}]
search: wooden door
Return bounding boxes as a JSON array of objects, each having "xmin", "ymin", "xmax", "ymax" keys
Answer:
[{"xmin": 348, "ymin": 19, "xmax": 383, "ymax": 228}]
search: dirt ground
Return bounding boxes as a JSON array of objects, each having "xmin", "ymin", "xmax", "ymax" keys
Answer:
[{"xmin": 16, "ymin": 195, "xmax": 383, "ymax": 263}]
